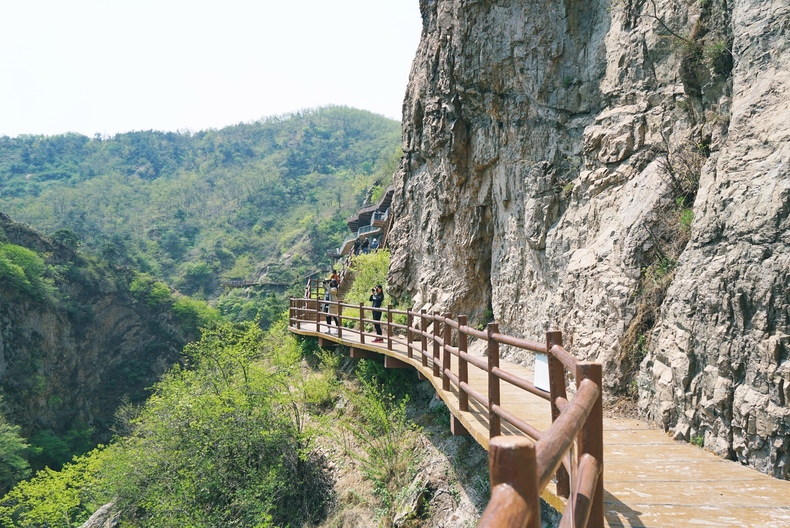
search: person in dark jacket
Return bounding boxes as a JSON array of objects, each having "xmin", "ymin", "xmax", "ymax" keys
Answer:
[{"xmin": 370, "ymin": 285, "xmax": 384, "ymax": 342}]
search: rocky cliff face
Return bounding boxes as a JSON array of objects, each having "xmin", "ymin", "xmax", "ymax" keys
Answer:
[
  {"xmin": 0, "ymin": 213, "xmax": 195, "ymax": 450},
  {"xmin": 389, "ymin": 0, "xmax": 789, "ymax": 477}
]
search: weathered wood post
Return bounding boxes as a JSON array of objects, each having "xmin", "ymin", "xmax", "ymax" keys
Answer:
[
  {"xmin": 576, "ymin": 361, "xmax": 604, "ymax": 528},
  {"xmin": 433, "ymin": 312, "xmax": 441, "ymax": 377},
  {"xmin": 406, "ymin": 308, "xmax": 414, "ymax": 359},
  {"xmin": 359, "ymin": 303, "xmax": 365, "ymax": 345},
  {"xmin": 547, "ymin": 331, "xmax": 570, "ymax": 498},
  {"xmin": 387, "ymin": 304, "xmax": 393, "ymax": 351},
  {"xmin": 420, "ymin": 309, "xmax": 428, "ymax": 367},
  {"xmin": 442, "ymin": 312, "xmax": 452, "ymax": 391},
  {"xmin": 488, "ymin": 322, "xmax": 501, "ymax": 438},
  {"xmin": 478, "ymin": 436, "xmax": 540, "ymax": 528},
  {"xmin": 458, "ymin": 315, "xmax": 468, "ymax": 412}
]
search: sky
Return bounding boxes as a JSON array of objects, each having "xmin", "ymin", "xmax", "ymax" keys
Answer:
[{"xmin": 0, "ymin": 0, "xmax": 422, "ymax": 138}]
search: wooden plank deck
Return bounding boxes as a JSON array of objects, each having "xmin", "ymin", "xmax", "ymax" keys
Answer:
[{"xmin": 290, "ymin": 322, "xmax": 790, "ymax": 527}]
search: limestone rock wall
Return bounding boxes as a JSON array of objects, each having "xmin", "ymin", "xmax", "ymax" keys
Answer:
[{"xmin": 389, "ymin": 0, "xmax": 789, "ymax": 476}]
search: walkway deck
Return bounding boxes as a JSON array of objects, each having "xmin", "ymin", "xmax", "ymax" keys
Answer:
[{"xmin": 290, "ymin": 322, "xmax": 790, "ymax": 527}]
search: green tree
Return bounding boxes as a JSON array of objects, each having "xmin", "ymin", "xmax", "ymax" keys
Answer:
[{"xmin": 0, "ymin": 406, "xmax": 31, "ymax": 496}]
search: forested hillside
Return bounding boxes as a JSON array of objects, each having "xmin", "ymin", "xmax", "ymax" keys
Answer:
[
  {"xmin": 0, "ymin": 106, "xmax": 400, "ymax": 326},
  {"xmin": 0, "ymin": 212, "xmax": 219, "ymax": 491}
]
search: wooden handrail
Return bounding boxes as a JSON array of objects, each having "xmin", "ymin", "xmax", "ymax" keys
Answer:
[
  {"xmin": 535, "ymin": 378, "xmax": 600, "ymax": 490},
  {"xmin": 492, "ymin": 367, "xmax": 551, "ymax": 401},
  {"xmin": 287, "ymin": 297, "xmax": 603, "ymax": 527},
  {"xmin": 479, "ymin": 436, "xmax": 540, "ymax": 528},
  {"xmin": 492, "ymin": 332, "xmax": 547, "ymax": 354},
  {"xmin": 559, "ymin": 454, "xmax": 600, "ymax": 528}
]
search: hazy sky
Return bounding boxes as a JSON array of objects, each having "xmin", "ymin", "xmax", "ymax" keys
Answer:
[{"xmin": 0, "ymin": 0, "xmax": 422, "ymax": 137}]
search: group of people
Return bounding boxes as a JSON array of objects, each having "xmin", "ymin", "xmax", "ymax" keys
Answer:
[
  {"xmin": 322, "ymin": 271, "xmax": 384, "ymax": 341},
  {"xmin": 352, "ymin": 236, "xmax": 379, "ymax": 255}
]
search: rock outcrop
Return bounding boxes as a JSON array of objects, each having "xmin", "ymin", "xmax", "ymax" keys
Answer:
[
  {"xmin": 0, "ymin": 213, "xmax": 196, "ymax": 448},
  {"xmin": 389, "ymin": 0, "xmax": 789, "ymax": 476}
]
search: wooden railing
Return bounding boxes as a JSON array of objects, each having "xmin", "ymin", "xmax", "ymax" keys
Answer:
[{"xmin": 288, "ymin": 286, "xmax": 603, "ymax": 528}]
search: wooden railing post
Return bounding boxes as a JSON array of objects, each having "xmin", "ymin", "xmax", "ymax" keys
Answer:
[
  {"xmin": 407, "ymin": 308, "xmax": 414, "ymax": 359},
  {"xmin": 458, "ymin": 315, "xmax": 468, "ymax": 412},
  {"xmin": 479, "ymin": 436, "xmax": 540, "ymax": 528},
  {"xmin": 387, "ymin": 304, "xmax": 393, "ymax": 351},
  {"xmin": 316, "ymin": 294, "xmax": 322, "ymax": 333},
  {"xmin": 488, "ymin": 322, "xmax": 501, "ymax": 438},
  {"xmin": 433, "ymin": 312, "xmax": 441, "ymax": 377},
  {"xmin": 359, "ymin": 303, "xmax": 365, "ymax": 345},
  {"xmin": 420, "ymin": 309, "xmax": 428, "ymax": 367},
  {"xmin": 337, "ymin": 303, "xmax": 343, "ymax": 339},
  {"xmin": 576, "ymin": 361, "xmax": 604, "ymax": 528},
  {"xmin": 295, "ymin": 299, "xmax": 300, "ymax": 329},
  {"xmin": 547, "ymin": 331, "xmax": 570, "ymax": 498},
  {"xmin": 442, "ymin": 312, "xmax": 452, "ymax": 391}
]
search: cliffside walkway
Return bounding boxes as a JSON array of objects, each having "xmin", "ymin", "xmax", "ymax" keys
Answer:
[{"xmin": 288, "ymin": 296, "xmax": 790, "ymax": 527}]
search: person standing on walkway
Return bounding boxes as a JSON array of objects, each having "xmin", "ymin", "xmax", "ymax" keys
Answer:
[
  {"xmin": 326, "ymin": 279, "xmax": 340, "ymax": 334},
  {"xmin": 370, "ymin": 285, "xmax": 384, "ymax": 342},
  {"xmin": 361, "ymin": 237, "xmax": 370, "ymax": 254}
]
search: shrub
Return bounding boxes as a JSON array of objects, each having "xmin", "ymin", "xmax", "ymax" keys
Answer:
[
  {"xmin": 129, "ymin": 273, "xmax": 172, "ymax": 308},
  {"xmin": 172, "ymin": 295, "xmax": 221, "ymax": 332},
  {"xmin": 341, "ymin": 378, "xmax": 419, "ymax": 513},
  {"xmin": 0, "ymin": 243, "xmax": 50, "ymax": 299},
  {"xmin": 106, "ymin": 321, "xmax": 331, "ymax": 527},
  {"xmin": 0, "ymin": 446, "xmax": 112, "ymax": 528}
]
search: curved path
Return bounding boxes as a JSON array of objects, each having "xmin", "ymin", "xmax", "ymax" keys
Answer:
[{"xmin": 289, "ymin": 321, "xmax": 790, "ymax": 527}]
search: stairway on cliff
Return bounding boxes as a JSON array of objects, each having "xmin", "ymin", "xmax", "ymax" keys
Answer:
[{"xmin": 337, "ymin": 269, "xmax": 355, "ymax": 298}]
